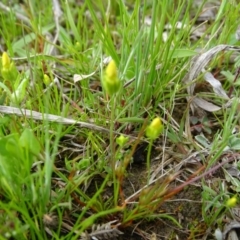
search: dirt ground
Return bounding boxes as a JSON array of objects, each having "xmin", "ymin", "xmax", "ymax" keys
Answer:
[{"xmin": 118, "ymin": 160, "xmax": 205, "ymax": 240}]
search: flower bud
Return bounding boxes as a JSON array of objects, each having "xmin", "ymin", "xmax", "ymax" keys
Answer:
[
  {"xmin": 102, "ymin": 59, "xmax": 120, "ymax": 95},
  {"xmin": 226, "ymin": 196, "xmax": 237, "ymax": 208},
  {"xmin": 78, "ymin": 158, "xmax": 91, "ymax": 169},
  {"xmin": 1, "ymin": 52, "xmax": 18, "ymax": 82},
  {"xmin": 43, "ymin": 74, "xmax": 51, "ymax": 85},
  {"xmin": 146, "ymin": 117, "xmax": 163, "ymax": 140},
  {"xmin": 2, "ymin": 52, "xmax": 11, "ymax": 69},
  {"xmin": 115, "ymin": 164, "xmax": 124, "ymax": 180},
  {"xmin": 116, "ymin": 134, "xmax": 128, "ymax": 147}
]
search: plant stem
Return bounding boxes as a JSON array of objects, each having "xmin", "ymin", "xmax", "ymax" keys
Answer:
[
  {"xmin": 110, "ymin": 95, "xmax": 118, "ymax": 205},
  {"xmin": 147, "ymin": 139, "xmax": 153, "ymax": 184}
]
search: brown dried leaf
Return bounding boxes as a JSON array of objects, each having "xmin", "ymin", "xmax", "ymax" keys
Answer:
[
  {"xmin": 223, "ymin": 221, "xmax": 240, "ymax": 239},
  {"xmin": 80, "ymin": 220, "xmax": 123, "ymax": 240},
  {"xmin": 192, "ymin": 97, "xmax": 221, "ymax": 112},
  {"xmin": 204, "ymin": 72, "xmax": 229, "ymax": 99},
  {"xmin": 183, "ymin": 45, "xmax": 240, "ymax": 112},
  {"xmin": 73, "ymin": 72, "xmax": 96, "ymax": 83},
  {"xmin": 184, "ymin": 45, "xmax": 239, "ymax": 88}
]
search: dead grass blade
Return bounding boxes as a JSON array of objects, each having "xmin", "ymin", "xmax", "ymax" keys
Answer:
[
  {"xmin": 0, "ymin": 105, "xmax": 110, "ymax": 133},
  {"xmin": 80, "ymin": 220, "xmax": 123, "ymax": 240},
  {"xmin": 183, "ymin": 44, "xmax": 240, "ymax": 112}
]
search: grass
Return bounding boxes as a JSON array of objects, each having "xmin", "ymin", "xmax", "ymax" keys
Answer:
[{"xmin": 0, "ymin": 0, "xmax": 240, "ymax": 239}]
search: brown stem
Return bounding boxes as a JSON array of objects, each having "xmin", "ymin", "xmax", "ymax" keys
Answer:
[{"xmin": 163, "ymin": 155, "xmax": 236, "ymax": 200}]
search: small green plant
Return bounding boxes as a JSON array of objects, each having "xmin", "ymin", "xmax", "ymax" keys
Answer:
[
  {"xmin": 190, "ymin": 115, "xmax": 213, "ymax": 135},
  {"xmin": 0, "ymin": 52, "xmax": 29, "ymax": 105},
  {"xmin": 145, "ymin": 117, "xmax": 163, "ymax": 182},
  {"xmin": 0, "ymin": 127, "xmax": 45, "ymax": 238},
  {"xmin": 202, "ymin": 184, "xmax": 238, "ymax": 227}
]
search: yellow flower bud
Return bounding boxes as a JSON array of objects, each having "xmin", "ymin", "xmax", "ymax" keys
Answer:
[
  {"xmin": 75, "ymin": 42, "xmax": 81, "ymax": 50},
  {"xmin": 116, "ymin": 134, "xmax": 128, "ymax": 147},
  {"xmin": 115, "ymin": 165, "xmax": 124, "ymax": 179},
  {"xmin": 105, "ymin": 60, "xmax": 117, "ymax": 80},
  {"xmin": 226, "ymin": 196, "xmax": 237, "ymax": 208},
  {"xmin": 146, "ymin": 117, "xmax": 163, "ymax": 140},
  {"xmin": 43, "ymin": 74, "xmax": 51, "ymax": 85},
  {"xmin": 1, "ymin": 52, "xmax": 18, "ymax": 82},
  {"xmin": 102, "ymin": 59, "xmax": 120, "ymax": 95},
  {"xmin": 2, "ymin": 52, "xmax": 11, "ymax": 69}
]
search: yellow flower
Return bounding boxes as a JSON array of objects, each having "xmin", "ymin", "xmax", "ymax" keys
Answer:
[
  {"xmin": 116, "ymin": 134, "xmax": 128, "ymax": 147},
  {"xmin": 105, "ymin": 60, "xmax": 117, "ymax": 80},
  {"xmin": 43, "ymin": 74, "xmax": 51, "ymax": 85},
  {"xmin": 226, "ymin": 196, "xmax": 237, "ymax": 208},
  {"xmin": 102, "ymin": 59, "xmax": 120, "ymax": 95},
  {"xmin": 146, "ymin": 117, "xmax": 163, "ymax": 140},
  {"xmin": 1, "ymin": 52, "xmax": 18, "ymax": 82},
  {"xmin": 2, "ymin": 52, "xmax": 11, "ymax": 69}
]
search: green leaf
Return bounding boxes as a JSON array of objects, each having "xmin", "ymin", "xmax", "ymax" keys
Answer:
[
  {"xmin": 203, "ymin": 126, "xmax": 212, "ymax": 134},
  {"xmin": 195, "ymin": 134, "xmax": 211, "ymax": 148},
  {"xmin": 11, "ymin": 77, "xmax": 29, "ymax": 104},
  {"xmin": 229, "ymin": 136, "xmax": 240, "ymax": 150},
  {"xmin": 19, "ymin": 129, "xmax": 41, "ymax": 155},
  {"xmin": 0, "ymin": 134, "xmax": 21, "ymax": 159},
  {"xmin": 170, "ymin": 49, "xmax": 198, "ymax": 58},
  {"xmin": 117, "ymin": 117, "xmax": 144, "ymax": 123},
  {"xmin": 190, "ymin": 116, "xmax": 199, "ymax": 125}
]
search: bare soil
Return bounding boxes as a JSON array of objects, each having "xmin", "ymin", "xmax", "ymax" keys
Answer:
[{"xmin": 118, "ymin": 161, "xmax": 205, "ymax": 240}]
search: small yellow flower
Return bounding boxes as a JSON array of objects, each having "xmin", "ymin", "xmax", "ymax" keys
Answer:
[
  {"xmin": 43, "ymin": 74, "xmax": 51, "ymax": 85},
  {"xmin": 105, "ymin": 60, "xmax": 117, "ymax": 80},
  {"xmin": 226, "ymin": 196, "xmax": 237, "ymax": 208},
  {"xmin": 102, "ymin": 59, "xmax": 120, "ymax": 95},
  {"xmin": 146, "ymin": 117, "xmax": 163, "ymax": 140},
  {"xmin": 1, "ymin": 51, "xmax": 18, "ymax": 82},
  {"xmin": 2, "ymin": 52, "xmax": 11, "ymax": 69},
  {"xmin": 75, "ymin": 42, "xmax": 81, "ymax": 50},
  {"xmin": 116, "ymin": 134, "xmax": 129, "ymax": 147}
]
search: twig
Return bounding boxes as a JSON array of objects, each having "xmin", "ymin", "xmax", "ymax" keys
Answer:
[
  {"xmin": 0, "ymin": 105, "xmax": 140, "ymax": 140},
  {"xmin": 0, "ymin": 105, "xmax": 110, "ymax": 133}
]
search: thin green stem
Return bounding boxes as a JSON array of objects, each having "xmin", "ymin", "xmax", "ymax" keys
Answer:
[
  {"xmin": 110, "ymin": 97, "xmax": 115, "ymax": 170},
  {"xmin": 109, "ymin": 95, "xmax": 118, "ymax": 206},
  {"xmin": 147, "ymin": 139, "xmax": 153, "ymax": 184}
]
